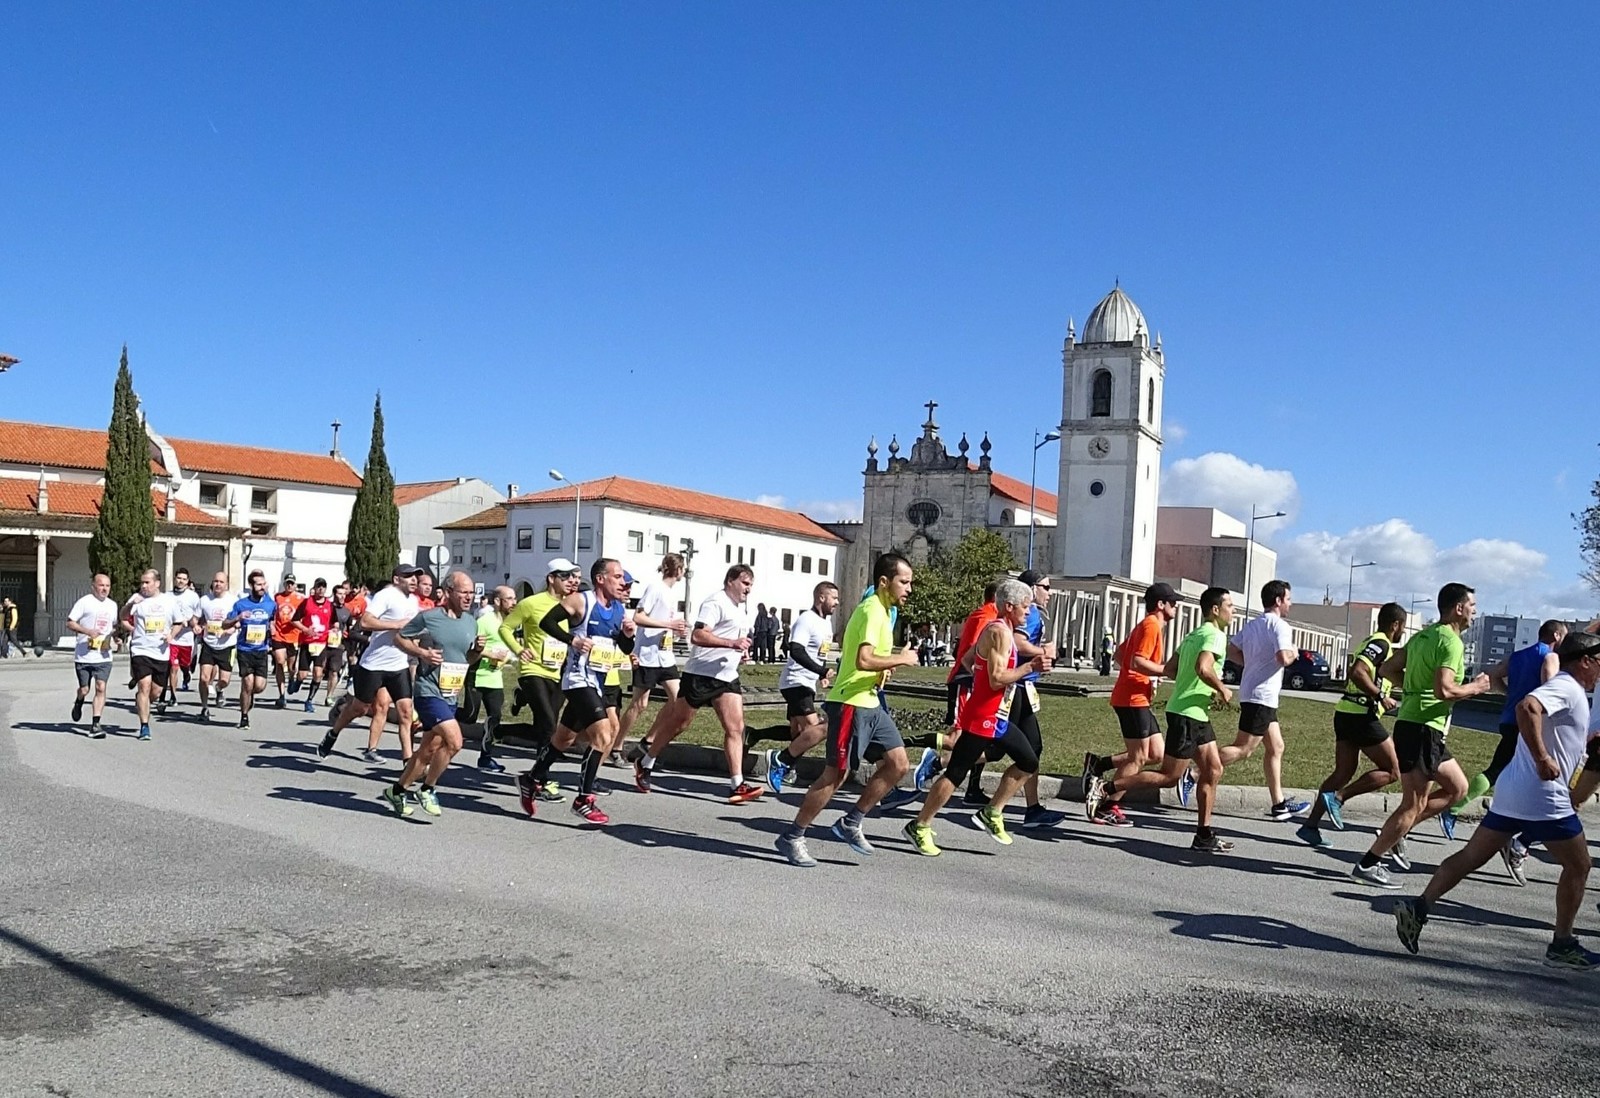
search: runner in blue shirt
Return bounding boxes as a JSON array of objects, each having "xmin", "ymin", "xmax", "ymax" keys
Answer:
[{"xmin": 226, "ymin": 569, "xmax": 276, "ymax": 730}]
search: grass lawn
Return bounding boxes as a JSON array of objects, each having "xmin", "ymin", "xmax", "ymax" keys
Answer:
[{"xmin": 502, "ymin": 662, "xmax": 1499, "ymax": 791}]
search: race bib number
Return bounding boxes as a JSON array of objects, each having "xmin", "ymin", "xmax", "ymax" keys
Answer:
[
  {"xmin": 538, "ymin": 637, "xmax": 568, "ymax": 671},
  {"xmin": 245, "ymin": 624, "xmax": 268, "ymax": 646},
  {"xmin": 205, "ymin": 621, "xmax": 224, "ymax": 638},
  {"xmin": 308, "ymin": 642, "xmax": 326, "ymax": 657},
  {"xmin": 1024, "ymin": 682, "xmax": 1040, "ymax": 712},
  {"xmin": 993, "ymin": 684, "xmax": 1016, "ymax": 735},
  {"xmin": 438, "ymin": 661, "xmax": 468, "ymax": 697},
  {"xmin": 661, "ymin": 633, "xmax": 673, "ymax": 653},
  {"xmin": 819, "ymin": 641, "xmax": 832, "ymax": 658},
  {"xmin": 143, "ymin": 616, "xmax": 167, "ymax": 635},
  {"xmin": 588, "ymin": 637, "xmax": 628, "ymax": 671},
  {"xmin": 327, "ymin": 628, "xmax": 342, "ymax": 647},
  {"xmin": 88, "ymin": 634, "xmax": 106, "ymax": 651}
]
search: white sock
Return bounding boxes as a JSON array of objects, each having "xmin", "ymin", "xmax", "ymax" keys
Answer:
[
  {"xmin": 731, "ymin": 773, "xmax": 743, "ymax": 789},
  {"xmin": 641, "ymin": 755, "xmax": 656, "ymax": 770}
]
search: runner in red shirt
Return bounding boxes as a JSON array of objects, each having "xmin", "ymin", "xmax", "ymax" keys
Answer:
[
  {"xmin": 270, "ymin": 576, "xmax": 303, "ymax": 709},
  {"xmin": 910, "ymin": 583, "xmax": 1000, "ymax": 796},
  {"xmin": 1082, "ymin": 582, "xmax": 1179, "ymax": 825},
  {"xmin": 291, "ymin": 578, "xmax": 336, "ymax": 712}
]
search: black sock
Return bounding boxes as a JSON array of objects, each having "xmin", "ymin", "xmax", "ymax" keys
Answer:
[
  {"xmin": 777, "ymin": 748, "xmax": 798, "ymax": 766},
  {"xmin": 421, "ymin": 782, "xmax": 434, "ymax": 793},
  {"xmin": 745, "ymin": 724, "xmax": 788, "ymax": 748},
  {"xmin": 580, "ymin": 747, "xmax": 602, "ymax": 795},
  {"xmin": 966, "ymin": 767, "xmax": 985, "ymax": 797},
  {"xmin": 1414, "ymin": 897, "xmax": 1431, "ymax": 919},
  {"xmin": 1103, "ymin": 781, "xmax": 1116, "ymax": 796},
  {"xmin": 1359, "ymin": 853, "xmax": 1380, "ymax": 869},
  {"xmin": 1095, "ymin": 758, "xmax": 1115, "ymax": 776},
  {"xmin": 529, "ymin": 743, "xmax": 563, "ymax": 783},
  {"xmin": 904, "ymin": 732, "xmax": 939, "ymax": 750}
]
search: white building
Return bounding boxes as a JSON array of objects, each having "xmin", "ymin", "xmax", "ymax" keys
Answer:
[
  {"xmin": 1155, "ymin": 507, "xmax": 1277, "ymax": 603},
  {"xmin": 0, "ymin": 417, "xmax": 361, "ymax": 645},
  {"xmin": 395, "ymin": 477, "xmax": 506, "ymax": 572},
  {"xmin": 440, "ymin": 475, "xmax": 843, "ymax": 626}
]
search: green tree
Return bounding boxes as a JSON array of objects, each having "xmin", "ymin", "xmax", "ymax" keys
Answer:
[
  {"xmin": 88, "ymin": 346, "xmax": 155, "ymax": 600},
  {"xmin": 902, "ymin": 530, "xmax": 1018, "ymax": 628},
  {"xmin": 903, "ymin": 545, "xmax": 962, "ymax": 628},
  {"xmin": 1578, "ymin": 465, "xmax": 1600, "ymax": 593},
  {"xmin": 343, "ymin": 393, "xmax": 396, "ymax": 586}
]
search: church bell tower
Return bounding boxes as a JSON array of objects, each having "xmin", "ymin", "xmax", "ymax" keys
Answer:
[{"xmin": 1054, "ymin": 285, "xmax": 1163, "ymax": 583}]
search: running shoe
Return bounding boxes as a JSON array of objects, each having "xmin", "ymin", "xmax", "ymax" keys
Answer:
[
  {"xmin": 88, "ymin": 724, "xmax": 105, "ymax": 740},
  {"xmin": 1177, "ymin": 764, "xmax": 1196, "ymax": 808},
  {"xmin": 1387, "ymin": 840, "xmax": 1412, "ymax": 872},
  {"xmin": 1092, "ymin": 804, "xmax": 1132, "ymax": 828},
  {"xmin": 765, "ymin": 750, "xmax": 792, "ymax": 795},
  {"xmin": 1081, "ymin": 751, "xmax": 1103, "ymax": 788},
  {"xmin": 879, "ymin": 787, "xmax": 919, "ymax": 810},
  {"xmin": 1283, "ymin": 798, "xmax": 1311, "ymax": 815},
  {"xmin": 972, "ymin": 806, "xmax": 1012, "ymax": 846},
  {"xmin": 1438, "ymin": 811, "xmax": 1457, "ymax": 842},
  {"xmin": 604, "ymin": 751, "xmax": 625, "ymax": 768},
  {"xmin": 831, "ymin": 816, "xmax": 875, "ymax": 856},
  {"xmin": 380, "ymin": 785, "xmax": 413, "ymax": 818},
  {"xmin": 1081, "ymin": 773, "xmax": 1106, "ymax": 821},
  {"xmin": 137, "ymin": 725, "xmax": 151, "ymax": 742},
  {"xmin": 275, "ymin": 696, "xmax": 286, "ymax": 709},
  {"xmin": 728, "ymin": 782, "xmax": 764, "ymax": 805},
  {"xmin": 536, "ymin": 780, "xmax": 564, "ymax": 802},
  {"xmin": 1190, "ymin": 831, "xmax": 1234, "ymax": 853},
  {"xmin": 71, "ymin": 698, "xmax": 83, "ymax": 723},
  {"xmin": 478, "ymin": 756, "xmax": 506, "ymax": 773},
  {"xmin": 1545, "ymin": 938, "xmax": 1600, "ymax": 970},
  {"xmin": 570, "ymin": 795, "xmax": 609, "ymax": 825},
  {"xmin": 961, "ymin": 788, "xmax": 989, "ymax": 808},
  {"xmin": 416, "ymin": 787, "xmax": 442, "ymax": 817},
  {"xmin": 1320, "ymin": 791, "xmax": 1345, "ymax": 831},
  {"xmin": 1266, "ymin": 800, "xmax": 1301, "ymax": 822},
  {"xmin": 1502, "ymin": 839, "xmax": 1528, "ymax": 886},
  {"xmin": 303, "ymin": 698, "xmax": 314, "ymax": 713},
  {"xmin": 776, "ymin": 832, "xmax": 816, "ymax": 868},
  {"xmin": 517, "ymin": 773, "xmax": 537, "ymax": 818},
  {"xmin": 914, "ymin": 747, "xmax": 938, "ymax": 793},
  {"xmin": 239, "ymin": 714, "xmax": 250, "ymax": 730},
  {"xmin": 361, "ymin": 748, "xmax": 381, "ymax": 764},
  {"xmin": 1393, "ymin": 898, "xmax": 1425, "ymax": 954},
  {"xmin": 902, "ymin": 819, "xmax": 941, "ymax": 857},
  {"xmin": 1295, "ymin": 823, "xmax": 1328, "ymax": 848},
  {"xmin": 199, "ymin": 707, "xmax": 210, "ymax": 724},
  {"xmin": 316, "ymin": 732, "xmax": 335, "ymax": 759},
  {"xmin": 633, "ymin": 760, "xmax": 652, "ymax": 794},
  {"xmin": 289, "ymin": 678, "xmax": 302, "ymax": 696},
  {"xmin": 1352, "ymin": 862, "xmax": 1399, "ymax": 889},
  {"xmin": 1022, "ymin": 804, "xmax": 1068, "ymax": 829}
]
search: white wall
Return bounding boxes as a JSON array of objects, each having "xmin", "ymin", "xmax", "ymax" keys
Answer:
[
  {"xmin": 400, "ymin": 479, "xmax": 504, "ymax": 565},
  {"xmin": 0, "ymin": 464, "xmax": 103, "ymax": 484}
]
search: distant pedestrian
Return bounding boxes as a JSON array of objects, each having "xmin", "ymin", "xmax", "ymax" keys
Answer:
[
  {"xmin": 753, "ymin": 602, "xmax": 773, "ymax": 663},
  {"xmin": 0, "ymin": 597, "xmax": 18, "ymax": 657},
  {"xmin": 1098, "ymin": 632, "xmax": 1114, "ymax": 676}
]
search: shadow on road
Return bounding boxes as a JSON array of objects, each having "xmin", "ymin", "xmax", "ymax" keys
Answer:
[
  {"xmin": 605, "ymin": 820, "xmax": 835, "ymax": 865},
  {"xmin": 1153, "ymin": 909, "xmax": 1386, "ymax": 956},
  {"xmin": 266, "ymin": 785, "xmax": 414, "ymax": 820},
  {"xmin": 0, "ymin": 924, "xmax": 402, "ymax": 1098},
  {"xmin": 12, "ymin": 721, "xmax": 138, "ymax": 738},
  {"xmin": 1074, "ymin": 832, "xmax": 1351, "ymax": 882}
]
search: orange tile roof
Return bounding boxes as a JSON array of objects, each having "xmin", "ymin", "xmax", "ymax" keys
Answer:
[
  {"xmin": 166, "ymin": 436, "xmax": 361, "ymax": 489},
  {"xmin": 0, "ymin": 479, "xmax": 226, "ymax": 526},
  {"xmin": 0, "ymin": 420, "xmax": 167, "ymax": 475},
  {"xmin": 394, "ymin": 479, "xmax": 462, "ymax": 507},
  {"xmin": 982, "ymin": 467, "xmax": 1058, "ymax": 519},
  {"xmin": 440, "ymin": 503, "xmax": 510, "ymax": 531},
  {"xmin": 505, "ymin": 476, "xmax": 844, "ymax": 542}
]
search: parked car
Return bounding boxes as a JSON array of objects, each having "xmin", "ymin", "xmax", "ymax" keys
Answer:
[{"xmin": 1221, "ymin": 650, "xmax": 1330, "ymax": 690}]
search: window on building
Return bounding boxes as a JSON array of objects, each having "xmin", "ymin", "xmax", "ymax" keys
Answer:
[
  {"xmin": 516, "ymin": 527, "xmax": 533, "ymax": 551},
  {"xmin": 451, "ymin": 539, "xmax": 466, "ymax": 565},
  {"xmin": 545, "ymin": 526, "xmax": 562, "ymax": 551},
  {"xmin": 472, "ymin": 538, "xmax": 498, "ymax": 570},
  {"xmin": 737, "ymin": 547, "xmax": 745, "ymax": 565},
  {"xmin": 750, "ymin": 549, "xmax": 756, "ymax": 567},
  {"xmin": 198, "ymin": 482, "xmax": 224, "ymax": 507},
  {"xmin": 250, "ymin": 521, "xmax": 276, "ymax": 537},
  {"xmin": 783, "ymin": 553, "xmax": 795, "ymax": 571},
  {"xmin": 654, "ymin": 534, "xmax": 670, "ymax": 555},
  {"xmin": 725, "ymin": 545, "xmax": 732, "ymax": 563},
  {"xmin": 801, "ymin": 556, "xmax": 812, "ymax": 573},
  {"xmin": 251, "ymin": 488, "xmax": 276, "ymax": 512},
  {"xmin": 818, "ymin": 558, "xmax": 828, "ymax": 576},
  {"xmin": 577, "ymin": 525, "xmax": 594, "ymax": 551},
  {"xmin": 1146, "ymin": 379, "xmax": 1155, "ymax": 422},
  {"xmin": 628, "ymin": 530, "xmax": 644, "ymax": 552},
  {"xmin": 1091, "ymin": 370, "xmax": 1112, "ymax": 417}
]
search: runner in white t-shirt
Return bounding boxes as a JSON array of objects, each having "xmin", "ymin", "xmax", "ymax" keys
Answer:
[
  {"xmin": 321, "ymin": 562, "xmax": 424, "ymax": 763},
  {"xmin": 1220, "ymin": 579, "xmax": 1306, "ymax": 822},
  {"xmin": 1394, "ymin": 632, "xmax": 1600, "ymax": 969},
  {"xmin": 633, "ymin": 564, "xmax": 763, "ymax": 803},
  {"xmin": 158, "ymin": 568, "xmax": 203, "ymax": 707},
  {"xmin": 196, "ymin": 572, "xmax": 238, "ymax": 724},
  {"xmin": 123, "ymin": 569, "xmax": 181, "ymax": 742},
  {"xmin": 66, "ymin": 572, "xmax": 119, "ymax": 738},
  {"xmin": 616, "ymin": 553, "xmax": 689, "ymax": 759},
  {"xmin": 754, "ymin": 582, "xmax": 840, "ymax": 793}
]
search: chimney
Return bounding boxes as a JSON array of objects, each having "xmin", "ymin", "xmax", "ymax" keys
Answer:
[
  {"xmin": 36, "ymin": 469, "xmax": 47, "ymax": 515},
  {"xmin": 164, "ymin": 482, "xmax": 177, "ymax": 521},
  {"xmin": 507, "ymin": 483, "xmax": 520, "ymax": 498}
]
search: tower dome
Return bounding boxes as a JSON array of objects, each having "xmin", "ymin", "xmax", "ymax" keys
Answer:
[{"xmin": 1080, "ymin": 285, "xmax": 1147, "ymax": 344}]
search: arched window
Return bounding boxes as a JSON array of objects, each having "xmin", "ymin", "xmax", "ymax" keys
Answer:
[
  {"xmin": 1091, "ymin": 370, "xmax": 1112, "ymax": 418},
  {"xmin": 1146, "ymin": 379, "xmax": 1155, "ymax": 423}
]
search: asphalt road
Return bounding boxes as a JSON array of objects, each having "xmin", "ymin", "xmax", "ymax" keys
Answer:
[{"xmin": 2, "ymin": 659, "xmax": 1598, "ymax": 1097}]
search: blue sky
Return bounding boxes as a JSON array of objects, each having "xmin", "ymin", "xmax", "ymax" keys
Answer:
[{"xmin": 3, "ymin": 3, "xmax": 1597, "ymax": 615}]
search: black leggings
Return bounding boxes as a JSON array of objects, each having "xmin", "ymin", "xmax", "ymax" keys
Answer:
[
  {"xmin": 945, "ymin": 724, "xmax": 1039, "ymax": 786},
  {"xmin": 1486, "ymin": 722, "xmax": 1520, "ymax": 785},
  {"xmin": 478, "ymin": 687, "xmax": 504, "ymax": 757}
]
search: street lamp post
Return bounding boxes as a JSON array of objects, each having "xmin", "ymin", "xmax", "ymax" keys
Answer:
[
  {"xmin": 1027, "ymin": 429, "xmax": 1061, "ymax": 570},
  {"xmin": 1241, "ymin": 506, "xmax": 1288, "ymax": 621},
  {"xmin": 1409, "ymin": 594, "xmax": 1432, "ymax": 621},
  {"xmin": 548, "ymin": 469, "xmax": 581, "ymax": 561},
  {"xmin": 1344, "ymin": 558, "xmax": 1378, "ymax": 667}
]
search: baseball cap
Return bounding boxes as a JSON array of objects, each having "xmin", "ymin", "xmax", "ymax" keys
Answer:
[
  {"xmin": 393, "ymin": 562, "xmax": 426, "ymax": 577},
  {"xmin": 312, "ymin": 577, "xmax": 327, "ymax": 589},
  {"xmin": 546, "ymin": 557, "xmax": 579, "ymax": 575},
  {"xmin": 282, "ymin": 573, "xmax": 297, "ymax": 585},
  {"xmin": 622, "ymin": 570, "xmax": 636, "ymax": 586},
  {"xmin": 1018, "ymin": 569, "xmax": 1049, "ymax": 587},
  {"xmin": 1145, "ymin": 582, "xmax": 1180, "ymax": 605}
]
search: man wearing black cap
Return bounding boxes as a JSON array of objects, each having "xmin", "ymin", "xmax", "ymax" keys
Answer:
[
  {"xmin": 1394, "ymin": 629, "xmax": 1600, "ymax": 969},
  {"xmin": 319, "ymin": 562, "xmax": 423, "ymax": 762}
]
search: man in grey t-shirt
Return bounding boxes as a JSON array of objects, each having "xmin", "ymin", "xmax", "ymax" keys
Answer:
[
  {"xmin": 378, "ymin": 570, "xmax": 483, "ymax": 819},
  {"xmin": 1221, "ymin": 579, "xmax": 1306, "ymax": 822}
]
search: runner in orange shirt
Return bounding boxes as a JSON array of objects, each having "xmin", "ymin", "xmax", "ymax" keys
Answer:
[
  {"xmin": 1082, "ymin": 582, "xmax": 1179, "ymax": 825},
  {"xmin": 270, "ymin": 574, "xmax": 303, "ymax": 709}
]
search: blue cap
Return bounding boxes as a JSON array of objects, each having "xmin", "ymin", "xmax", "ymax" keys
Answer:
[{"xmin": 622, "ymin": 571, "xmax": 636, "ymax": 586}]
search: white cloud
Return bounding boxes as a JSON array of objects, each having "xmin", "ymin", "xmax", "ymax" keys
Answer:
[
  {"xmin": 1159, "ymin": 451, "xmax": 1300, "ymax": 525},
  {"xmin": 751, "ymin": 494, "xmax": 861, "ymax": 522},
  {"xmin": 1163, "ymin": 420, "xmax": 1189, "ymax": 445},
  {"xmin": 1273, "ymin": 519, "xmax": 1588, "ymax": 620}
]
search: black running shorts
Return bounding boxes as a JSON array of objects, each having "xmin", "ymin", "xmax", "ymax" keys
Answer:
[
  {"xmin": 1393, "ymin": 719, "xmax": 1452, "ymax": 777},
  {"xmin": 680, "ymin": 672, "xmax": 741, "ymax": 710},
  {"xmin": 1164, "ymin": 712, "xmax": 1216, "ymax": 761},
  {"xmin": 1333, "ymin": 710, "xmax": 1390, "ymax": 747},
  {"xmin": 1238, "ymin": 702, "xmax": 1278, "ymax": 736},
  {"xmin": 1114, "ymin": 705, "xmax": 1160, "ymax": 740},
  {"xmin": 781, "ymin": 685, "xmax": 817, "ymax": 719}
]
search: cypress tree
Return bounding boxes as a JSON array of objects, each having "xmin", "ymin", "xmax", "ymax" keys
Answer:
[
  {"xmin": 88, "ymin": 346, "xmax": 156, "ymax": 600},
  {"xmin": 343, "ymin": 393, "xmax": 399, "ymax": 585}
]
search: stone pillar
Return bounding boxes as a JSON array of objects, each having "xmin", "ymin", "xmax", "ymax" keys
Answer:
[
  {"xmin": 163, "ymin": 540, "xmax": 176, "ymax": 584},
  {"xmin": 32, "ymin": 534, "xmax": 49, "ymax": 651}
]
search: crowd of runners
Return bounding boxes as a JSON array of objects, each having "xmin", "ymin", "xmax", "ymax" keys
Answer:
[{"xmin": 57, "ymin": 549, "xmax": 1600, "ymax": 970}]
